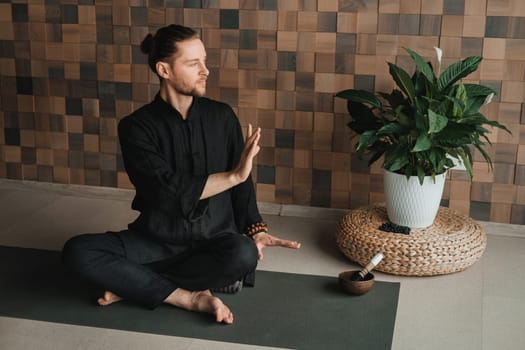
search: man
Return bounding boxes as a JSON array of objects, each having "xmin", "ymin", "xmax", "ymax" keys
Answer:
[{"xmin": 62, "ymin": 24, "xmax": 300, "ymax": 325}]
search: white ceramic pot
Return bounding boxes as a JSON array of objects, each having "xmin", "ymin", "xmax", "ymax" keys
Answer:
[{"xmin": 383, "ymin": 169, "xmax": 447, "ymax": 228}]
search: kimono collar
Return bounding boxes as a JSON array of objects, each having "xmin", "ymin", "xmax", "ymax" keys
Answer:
[{"xmin": 151, "ymin": 93, "xmax": 200, "ymax": 122}]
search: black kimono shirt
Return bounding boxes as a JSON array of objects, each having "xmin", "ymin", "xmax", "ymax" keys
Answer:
[{"xmin": 118, "ymin": 94, "xmax": 262, "ymax": 244}]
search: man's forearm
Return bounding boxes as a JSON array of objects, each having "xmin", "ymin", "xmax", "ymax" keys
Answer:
[{"xmin": 200, "ymin": 171, "xmax": 242, "ymax": 199}]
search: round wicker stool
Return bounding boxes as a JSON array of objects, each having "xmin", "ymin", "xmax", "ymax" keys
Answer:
[{"xmin": 335, "ymin": 204, "xmax": 486, "ymax": 276}]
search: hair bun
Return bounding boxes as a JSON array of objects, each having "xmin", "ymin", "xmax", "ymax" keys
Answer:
[{"xmin": 140, "ymin": 34, "xmax": 154, "ymax": 54}]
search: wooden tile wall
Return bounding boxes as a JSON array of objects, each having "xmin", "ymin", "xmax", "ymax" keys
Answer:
[{"xmin": 1, "ymin": 0, "xmax": 524, "ymax": 224}]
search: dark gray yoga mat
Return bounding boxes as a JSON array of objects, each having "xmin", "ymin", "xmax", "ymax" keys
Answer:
[{"xmin": 0, "ymin": 245, "xmax": 399, "ymax": 350}]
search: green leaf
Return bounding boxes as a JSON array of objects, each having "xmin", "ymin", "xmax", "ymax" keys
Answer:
[
  {"xmin": 388, "ymin": 62, "xmax": 416, "ymax": 103},
  {"xmin": 438, "ymin": 56, "xmax": 482, "ymax": 92},
  {"xmin": 368, "ymin": 149, "xmax": 385, "ymax": 166},
  {"xmin": 377, "ymin": 122, "xmax": 405, "ymax": 135},
  {"xmin": 428, "ymin": 109, "xmax": 448, "ymax": 133},
  {"xmin": 336, "ymin": 89, "xmax": 382, "ymax": 109},
  {"xmin": 412, "ymin": 134, "xmax": 432, "ymax": 152},
  {"xmin": 416, "ymin": 165, "xmax": 426, "ymax": 185},
  {"xmin": 404, "ymin": 47, "xmax": 435, "ymax": 83},
  {"xmin": 473, "ymin": 143, "xmax": 494, "ymax": 171},
  {"xmin": 356, "ymin": 130, "xmax": 378, "ymax": 151},
  {"xmin": 457, "ymin": 147, "xmax": 474, "ymax": 180},
  {"xmin": 346, "ymin": 101, "xmax": 383, "ymax": 134},
  {"xmin": 414, "ymin": 110, "xmax": 428, "ymax": 132},
  {"xmin": 386, "ymin": 155, "xmax": 409, "ymax": 173},
  {"xmin": 463, "ymin": 84, "xmax": 496, "ymax": 97},
  {"xmin": 464, "ymin": 96, "xmax": 486, "ymax": 116},
  {"xmin": 395, "ymin": 109, "xmax": 412, "ymax": 127},
  {"xmin": 378, "ymin": 90, "xmax": 408, "ymax": 108}
]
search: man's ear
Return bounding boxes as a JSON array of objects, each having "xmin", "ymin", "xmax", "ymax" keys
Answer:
[{"xmin": 156, "ymin": 61, "xmax": 171, "ymax": 79}]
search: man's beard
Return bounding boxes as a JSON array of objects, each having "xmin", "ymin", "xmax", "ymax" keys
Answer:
[{"xmin": 170, "ymin": 79, "xmax": 206, "ymax": 97}]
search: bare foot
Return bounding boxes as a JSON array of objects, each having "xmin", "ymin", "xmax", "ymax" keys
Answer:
[
  {"xmin": 165, "ymin": 289, "xmax": 234, "ymax": 324},
  {"xmin": 97, "ymin": 290, "xmax": 122, "ymax": 306}
]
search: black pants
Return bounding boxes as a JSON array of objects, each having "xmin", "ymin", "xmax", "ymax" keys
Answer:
[{"xmin": 61, "ymin": 230, "xmax": 258, "ymax": 309}]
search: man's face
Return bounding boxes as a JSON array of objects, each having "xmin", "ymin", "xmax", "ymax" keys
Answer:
[{"xmin": 165, "ymin": 38, "xmax": 209, "ymax": 97}]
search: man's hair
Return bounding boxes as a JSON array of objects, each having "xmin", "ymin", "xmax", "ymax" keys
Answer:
[{"xmin": 140, "ymin": 24, "xmax": 199, "ymax": 75}]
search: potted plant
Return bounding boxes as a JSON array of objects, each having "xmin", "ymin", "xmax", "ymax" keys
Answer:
[{"xmin": 335, "ymin": 47, "xmax": 510, "ymax": 228}]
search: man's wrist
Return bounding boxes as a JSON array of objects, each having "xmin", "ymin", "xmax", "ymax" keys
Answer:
[
  {"xmin": 228, "ymin": 170, "xmax": 242, "ymax": 187},
  {"xmin": 246, "ymin": 222, "xmax": 268, "ymax": 238}
]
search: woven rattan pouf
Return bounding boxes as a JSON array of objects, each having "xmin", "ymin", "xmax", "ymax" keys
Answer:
[{"xmin": 335, "ymin": 204, "xmax": 486, "ymax": 276}]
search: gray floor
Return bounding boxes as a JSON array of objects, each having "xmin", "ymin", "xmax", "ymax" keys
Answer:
[{"xmin": 1, "ymin": 178, "xmax": 524, "ymax": 350}]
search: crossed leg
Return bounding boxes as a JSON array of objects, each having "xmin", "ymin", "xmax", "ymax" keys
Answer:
[
  {"xmin": 97, "ymin": 288, "xmax": 233, "ymax": 324},
  {"xmin": 62, "ymin": 231, "xmax": 256, "ymax": 325}
]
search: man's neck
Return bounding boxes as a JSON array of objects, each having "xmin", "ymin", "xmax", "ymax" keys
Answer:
[{"xmin": 159, "ymin": 86, "xmax": 193, "ymax": 119}]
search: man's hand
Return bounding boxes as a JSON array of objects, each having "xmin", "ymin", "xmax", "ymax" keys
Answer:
[
  {"xmin": 233, "ymin": 124, "xmax": 261, "ymax": 183},
  {"xmin": 252, "ymin": 232, "xmax": 301, "ymax": 260},
  {"xmin": 200, "ymin": 124, "xmax": 260, "ymax": 199}
]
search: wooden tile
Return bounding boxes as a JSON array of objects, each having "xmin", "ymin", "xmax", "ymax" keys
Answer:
[
  {"xmin": 517, "ymin": 185, "xmax": 525, "ymax": 205},
  {"xmin": 297, "ymin": 11, "xmax": 317, "ymax": 32},
  {"xmin": 441, "ymin": 15, "xmax": 464, "ymax": 36},
  {"xmin": 378, "ymin": 13, "xmax": 399, "ymax": 34},
  {"xmin": 4, "ymin": 145, "xmax": 21, "ymax": 163},
  {"xmin": 312, "ymin": 150, "xmax": 332, "ymax": 171},
  {"xmin": 257, "ymin": 49, "xmax": 278, "ymax": 70},
  {"xmin": 275, "ymin": 149, "xmax": 294, "ymax": 167},
  {"xmin": 503, "ymin": 60, "xmax": 525, "ymax": 81},
  {"xmin": 461, "ymin": 37, "xmax": 483, "ymax": 56},
  {"xmin": 277, "ymin": 11, "xmax": 296, "ymax": 31},
  {"xmin": 293, "ymin": 168, "xmax": 312, "ymax": 188},
  {"xmin": 0, "ymin": 3, "xmax": 12, "ymax": 22},
  {"xmin": 357, "ymin": 33, "xmax": 377, "ymax": 55},
  {"xmin": 100, "ymin": 136, "xmax": 118, "ymax": 154},
  {"xmin": 239, "ymin": 49, "xmax": 257, "ymax": 69},
  {"xmin": 275, "ymin": 90, "xmax": 295, "ymax": 111},
  {"xmin": 450, "ymin": 179, "xmax": 471, "ymax": 200},
  {"xmin": 505, "ymin": 39, "xmax": 525, "ymax": 60},
  {"xmin": 239, "ymin": 10, "xmax": 258, "ymax": 29},
  {"xmin": 36, "ymin": 148, "xmax": 52, "ymax": 166},
  {"xmin": 488, "ymin": 0, "xmax": 525, "ymax": 16},
  {"xmin": 483, "ymin": 37, "xmax": 506, "ymax": 59},
  {"xmin": 399, "ymin": 14, "xmax": 420, "ymax": 35},
  {"xmin": 501, "ymin": 81, "xmax": 525, "ymax": 103},
  {"xmin": 258, "ymin": 10, "xmax": 278, "ymax": 30},
  {"xmin": 331, "ymin": 171, "xmax": 350, "ymax": 191},
  {"xmin": 313, "ymin": 132, "xmax": 332, "ymax": 151},
  {"xmin": 400, "ymin": 0, "xmax": 421, "ymax": 13},
  {"xmin": 490, "ymin": 202, "xmax": 512, "ymax": 222},
  {"xmin": 0, "ymin": 23, "xmax": 14, "ymax": 40},
  {"xmin": 256, "ymin": 109, "xmax": 275, "ymax": 128},
  {"xmin": 293, "ymin": 149, "xmax": 312, "ymax": 168},
  {"xmin": 421, "ymin": 0, "xmax": 443, "ymax": 14},
  {"xmin": 318, "ymin": 0, "xmax": 338, "ymax": 11},
  {"xmin": 258, "ymin": 30, "xmax": 277, "ymax": 49},
  {"xmin": 355, "ymin": 55, "xmax": 376, "ymax": 75},
  {"xmin": 238, "ymin": 88, "xmax": 257, "ymax": 108},
  {"xmin": 256, "ymin": 89, "xmax": 275, "ymax": 109},
  {"xmin": 277, "ymin": 31, "xmax": 297, "ymax": 51},
  {"xmin": 315, "ymin": 33, "xmax": 336, "ymax": 53},
  {"xmin": 379, "ymin": 0, "xmax": 400, "ymax": 14},
  {"xmin": 257, "ymin": 147, "xmax": 275, "ymax": 166},
  {"xmin": 312, "ymin": 112, "xmax": 333, "ymax": 132},
  {"xmin": 315, "ymin": 53, "xmax": 335, "ymax": 73},
  {"xmin": 337, "ymin": 12, "xmax": 358, "ymax": 33},
  {"xmin": 464, "ymin": 0, "xmax": 485, "ymax": 15},
  {"xmin": 356, "ymin": 12, "xmax": 377, "ymax": 34},
  {"xmin": 463, "ymin": 15, "xmax": 486, "ymax": 37},
  {"xmin": 36, "ymin": 165, "xmax": 53, "ymax": 182},
  {"xmin": 439, "ymin": 36, "xmax": 462, "ymax": 58},
  {"xmin": 256, "ymin": 183, "xmax": 276, "ymax": 202}
]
